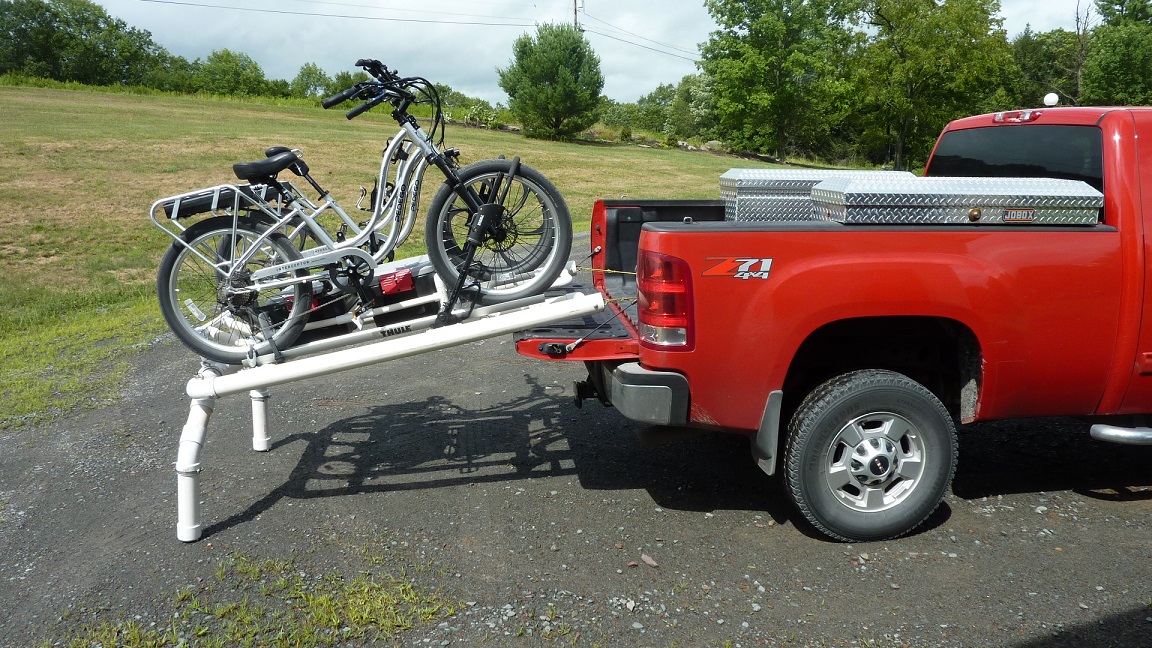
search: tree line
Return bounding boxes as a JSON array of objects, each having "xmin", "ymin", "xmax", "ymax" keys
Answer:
[
  {"xmin": 614, "ymin": 0, "xmax": 1152, "ymax": 168},
  {"xmin": 4, "ymin": 0, "xmax": 1152, "ymax": 170},
  {"xmin": 0, "ymin": 0, "xmax": 502, "ymax": 121}
]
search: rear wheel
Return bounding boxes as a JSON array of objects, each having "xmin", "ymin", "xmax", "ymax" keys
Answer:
[
  {"xmin": 783, "ymin": 370, "xmax": 958, "ymax": 542},
  {"xmin": 424, "ymin": 158, "xmax": 572, "ymax": 304},
  {"xmin": 157, "ymin": 216, "xmax": 312, "ymax": 364}
]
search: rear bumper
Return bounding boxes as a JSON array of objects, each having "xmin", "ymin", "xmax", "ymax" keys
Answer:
[{"xmin": 605, "ymin": 362, "xmax": 689, "ymax": 426}]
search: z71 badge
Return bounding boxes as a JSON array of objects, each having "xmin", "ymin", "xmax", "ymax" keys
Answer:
[{"xmin": 703, "ymin": 257, "xmax": 774, "ymax": 280}]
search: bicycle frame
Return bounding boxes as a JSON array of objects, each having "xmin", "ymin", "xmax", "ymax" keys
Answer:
[
  {"xmin": 275, "ymin": 128, "xmax": 432, "ymax": 264},
  {"xmin": 150, "ymin": 114, "xmax": 466, "ymax": 292}
]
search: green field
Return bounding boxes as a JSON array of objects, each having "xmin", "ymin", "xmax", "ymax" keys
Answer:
[{"xmin": 0, "ymin": 85, "xmax": 780, "ymax": 427}]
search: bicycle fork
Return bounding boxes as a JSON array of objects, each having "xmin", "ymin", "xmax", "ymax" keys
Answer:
[{"xmin": 434, "ymin": 158, "xmax": 521, "ymax": 327}]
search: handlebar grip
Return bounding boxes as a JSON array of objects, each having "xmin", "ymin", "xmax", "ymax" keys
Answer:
[
  {"xmin": 345, "ymin": 96, "xmax": 381, "ymax": 120},
  {"xmin": 322, "ymin": 86, "xmax": 360, "ymax": 109}
]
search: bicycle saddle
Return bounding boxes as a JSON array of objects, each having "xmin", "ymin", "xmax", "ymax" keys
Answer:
[{"xmin": 233, "ymin": 150, "xmax": 304, "ymax": 183}]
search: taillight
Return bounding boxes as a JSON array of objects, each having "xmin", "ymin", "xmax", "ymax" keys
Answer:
[{"xmin": 637, "ymin": 250, "xmax": 693, "ymax": 350}]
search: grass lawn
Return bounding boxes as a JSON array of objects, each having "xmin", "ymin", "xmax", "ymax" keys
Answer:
[{"xmin": 0, "ymin": 85, "xmax": 781, "ymax": 428}]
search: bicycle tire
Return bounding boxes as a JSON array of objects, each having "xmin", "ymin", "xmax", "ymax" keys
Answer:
[
  {"xmin": 424, "ymin": 158, "xmax": 572, "ymax": 304},
  {"xmin": 157, "ymin": 216, "xmax": 312, "ymax": 364}
]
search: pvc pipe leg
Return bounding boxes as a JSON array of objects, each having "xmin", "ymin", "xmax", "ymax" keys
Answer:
[
  {"xmin": 250, "ymin": 389, "xmax": 271, "ymax": 452},
  {"xmin": 176, "ymin": 397, "xmax": 214, "ymax": 542}
]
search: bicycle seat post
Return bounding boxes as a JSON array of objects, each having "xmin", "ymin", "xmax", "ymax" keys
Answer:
[{"xmin": 298, "ymin": 166, "xmax": 328, "ymax": 199}]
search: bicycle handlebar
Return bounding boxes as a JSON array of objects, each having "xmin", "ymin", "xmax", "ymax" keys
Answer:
[
  {"xmin": 345, "ymin": 95, "xmax": 385, "ymax": 120},
  {"xmin": 355, "ymin": 58, "xmax": 399, "ymax": 83},
  {"xmin": 321, "ymin": 85, "xmax": 362, "ymax": 109},
  {"xmin": 322, "ymin": 60, "xmax": 421, "ymax": 120}
]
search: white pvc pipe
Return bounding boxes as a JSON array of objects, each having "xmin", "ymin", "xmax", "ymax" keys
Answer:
[
  {"xmin": 186, "ymin": 292, "xmax": 605, "ymax": 400},
  {"xmin": 175, "ymin": 291, "xmax": 604, "ymax": 542},
  {"xmin": 257, "ymin": 291, "xmax": 549, "ymax": 365},
  {"xmin": 250, "ymin": 390, "xmax": 270, "ymax": 451},
  {"xmin": 176, "ymin": 397, "xmax": 214, "ymax": 542}
]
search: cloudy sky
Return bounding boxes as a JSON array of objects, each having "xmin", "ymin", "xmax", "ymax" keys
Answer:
[{"xmin": 96, "ymin": 0, "xmax": 1088, "ymax": 104}]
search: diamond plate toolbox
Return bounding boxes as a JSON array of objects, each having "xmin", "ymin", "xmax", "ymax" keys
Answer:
[
  {"xmin": 720, "ymin": 168, "xmax": 914, "ymax": 221},
  {"xmin": 810, "ymin": 176, "xmax": 1104, "ymax": 225}
]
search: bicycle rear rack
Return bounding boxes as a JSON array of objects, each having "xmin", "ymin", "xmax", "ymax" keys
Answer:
[{"xmin": 173, "ymin": 260, "xmax": 603, "ymax": 542}]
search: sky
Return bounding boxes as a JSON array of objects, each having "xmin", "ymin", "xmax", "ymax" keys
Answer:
[{"xmin": 95, "ymin": 0, "xmax": 1088, "ymax": 104}]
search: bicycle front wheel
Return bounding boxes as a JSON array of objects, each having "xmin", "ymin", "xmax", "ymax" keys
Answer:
[
  {"xmin": 424, "ymin": 158, "xmax": 572, "ymax": 304},
  {"xmin": 157, "ymin": 216, "xmax": 312, "ymax": 364}
]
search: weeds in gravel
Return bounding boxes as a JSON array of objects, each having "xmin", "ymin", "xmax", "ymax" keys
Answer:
[{"xmin": 47, "ymin": 550, "xmax": 457, "ymax": 648}]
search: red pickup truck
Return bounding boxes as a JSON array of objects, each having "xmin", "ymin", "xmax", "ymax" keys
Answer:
[{"xmin": 517, "ymin": 105, "xmax": 1152, "ymax": 542}]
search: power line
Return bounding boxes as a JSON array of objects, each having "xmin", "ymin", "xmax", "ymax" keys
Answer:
[
  {"xmin": 581, "ymin": 11, "xmax": 699, "ymax": 57},
  {"xmin": 136, "ymin": 0, "xmax": 536, "ymax": 26},
  {"xmin": 581, "ymin": 27, "xmax": 699, "ymax": 63},
  {"xmin": 277, "ymin": 0, "xmax": 536, "ymax": 24}
]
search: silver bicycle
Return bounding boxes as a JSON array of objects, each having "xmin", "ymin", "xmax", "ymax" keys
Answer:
[{"xmin": 151, "ymin": 59, "xmax": 573, "ymax": 365}]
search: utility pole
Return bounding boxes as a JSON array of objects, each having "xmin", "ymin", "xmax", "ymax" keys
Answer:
[{"xmin": 574, "ymin": 0, "xmax": 580, "ymax": 29}]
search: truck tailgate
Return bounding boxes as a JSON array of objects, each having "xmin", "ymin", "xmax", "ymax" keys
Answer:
[
  {"xmin": 514, "ymin": 284, "xmax": 638, "ymax": 361},
  {"xmin": 515, "ymin": 199, "xmax": 725, "ymax": 362}
]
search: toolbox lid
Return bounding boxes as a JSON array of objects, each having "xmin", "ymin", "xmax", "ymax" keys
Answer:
[{"xmin": 811, "ymin": 176, "xmax": 1104, "ymax": 225}]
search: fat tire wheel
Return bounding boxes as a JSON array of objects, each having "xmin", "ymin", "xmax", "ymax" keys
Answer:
[
  {"xmin": 783, "ymin": 370, "xmax": 958, "ymax": 542},
  {"xmin": 424, "ymin": 158, "xmax": 572, "ymax": 304},
  {"xmin": 157, "ymin": 216, "xmax": 312, "ymax": 364}
]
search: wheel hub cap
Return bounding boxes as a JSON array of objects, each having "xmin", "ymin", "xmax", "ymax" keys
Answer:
[
  {"xmin": 851, "ymin": 437, "xmax": 898, "ymax": 485},
  {"xmin": 823, "ymin": 412, "xmax": 927, "ymax": 513}
]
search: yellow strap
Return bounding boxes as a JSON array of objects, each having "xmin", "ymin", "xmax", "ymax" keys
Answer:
[{"xmin": 575, "ymin": 266, "xmax": 637, "ymax": 277}]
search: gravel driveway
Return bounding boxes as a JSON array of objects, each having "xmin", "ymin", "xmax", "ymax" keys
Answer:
[{"xmin": 3, "ymin": 275, "xmax": 1152, "ymax": 647}]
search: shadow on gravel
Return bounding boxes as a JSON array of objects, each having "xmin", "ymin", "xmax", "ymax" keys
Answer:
[
  {"xmin": 1010, "ymin": 606, "xmax": 1152, "ymax": 647},
  {"xmin": 201, "ymin": 374, "xmax": 796, "ymax": 539},
  {"xmin": 952, "ymin": 418, "xmax": 1152, "ymax": 501}
]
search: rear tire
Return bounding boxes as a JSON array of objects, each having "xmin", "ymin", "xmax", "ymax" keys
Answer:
[
  {"xmin": 424, "ymin": 158, "xmax": 572, "ymax": 304},
  {"xmin": 157, "ymin": 217, "xmax": 312, "ymax": 364},
  {"xmin": 783, "ymin": 370, "xmax": 958, "ymax": 542}
]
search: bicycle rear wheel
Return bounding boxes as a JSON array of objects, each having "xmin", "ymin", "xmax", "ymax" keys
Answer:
[
  {"xmin": 157, "ymin": 216, "xmax": 312, "ymax": 364},
  {"xmin": 424, "ymin": 158, "xmax": 572, "ymax": 304}
]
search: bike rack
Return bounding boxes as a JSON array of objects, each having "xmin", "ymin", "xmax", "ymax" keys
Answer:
[{"xmin": 174, "ymin": 276, "xmax": 605, "ymax": 542}]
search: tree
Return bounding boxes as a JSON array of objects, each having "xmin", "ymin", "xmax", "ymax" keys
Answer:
[
  {"xmin": 0, "ymin": 0, "xmax": 162, "ymax": 85},
  {"xmin": 1081, "ymin": 22, "xmax": 1152, "ymax": 104},
  {"xmin": 635, "ymin": 83, "xmax": 676, "ymax": 132},
  {"xmin": 600, "ymin": 99, "xmax": 640, "ymax": 128},
  {"xmin": 142, "ymin": 51, "xmax": 198, "ymax": 93},
  {"xmin": 1009, "ymin": 27, "xmax": 1083, "ymax": 106},
  {"xmin": 665, "ymin": 73, "xmax": 718, "ymax": 142},
  {"xmin": 851, "ymin": 0, "xmax": 1014, "ymax": 169},
  {"xmin": 290, "ymin": 62, "xmax": 330, "ymax": 98},
  {"xmin": 197, "ymin": 49, "xmax": 266, "ymax": 96},
  {"xmin": 701, "ymin": 0, "xmax": 861, "ymax": 159},
  {"xmin": 497, "ymin": 23, "xmax": 604, "ymax": 139},
  {"xmin": 324, "ymin": 69, "xmax": 370, "ymax": 99},
  {"xmin": 0, "ymin": 0, "xmax": 61, "ymax": 78},
  {"xmin": 265, "ymin": 78, "xmax": 291, "ymax": 98},
  {"xmin": 1094, "ymin": 0, "xmax": 1152, "ymax": 24}
]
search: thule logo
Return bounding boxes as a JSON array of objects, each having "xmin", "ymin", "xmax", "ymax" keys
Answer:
[{"xmin": 381, "ymin": 324, "xmax": 412, "ymax": 338}]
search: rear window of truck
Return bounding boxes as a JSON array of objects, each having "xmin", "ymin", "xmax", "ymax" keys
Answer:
[{"xmin": 926, "ymin": 125, "xmax": 1104, "ymax": 192}]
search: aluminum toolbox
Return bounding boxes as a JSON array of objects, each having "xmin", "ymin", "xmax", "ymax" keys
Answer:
[
  {"xmin": 810, "ymin": 176, "xmax": 1104, "ymax": 225},
  {"xmin": 720, "ymin": 168, "xmax": 914, "ymax": 221}
]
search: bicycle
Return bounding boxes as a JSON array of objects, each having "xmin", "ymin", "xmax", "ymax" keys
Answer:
[{"xmin": 151, "ymin": 59, "xmax": 573, "ymax": 365}]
